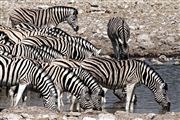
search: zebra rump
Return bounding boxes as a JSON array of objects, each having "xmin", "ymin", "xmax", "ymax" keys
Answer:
[{"xmin": 107, "ymin": 17, "xmax": 130, "ymax": 60}]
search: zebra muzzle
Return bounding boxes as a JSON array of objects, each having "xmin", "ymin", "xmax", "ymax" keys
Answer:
[{"xmin": 162, "ymin": 102, "xmax": 171, "ymax": 112}]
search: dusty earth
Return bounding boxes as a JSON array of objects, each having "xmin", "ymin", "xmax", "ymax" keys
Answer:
[
  {"xmin": 0, "ymin": 0, "xmax": 180, "ymax": 119},
  {"xmin": 0, "ymin": 106, "xmax": 180, "ymax": 120}
]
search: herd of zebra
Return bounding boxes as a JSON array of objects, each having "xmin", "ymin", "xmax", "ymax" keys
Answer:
[{"xmin": 0, "ymin": 5, "xmax": 170, "ymax": 113}]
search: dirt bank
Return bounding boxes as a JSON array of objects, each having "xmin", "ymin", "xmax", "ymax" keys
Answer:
[{"xmin": 0, "ymin": 106, "xmax": 180, "ymax": 120}]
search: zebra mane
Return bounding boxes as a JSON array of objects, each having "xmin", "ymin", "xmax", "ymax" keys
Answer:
[
  {"xmin": 135, "ymin": 59, "xmax": 165, "ymax": 83},
  {"xmin": 48, "ymin": 6, "xmax": 78, "ymax": 14}
]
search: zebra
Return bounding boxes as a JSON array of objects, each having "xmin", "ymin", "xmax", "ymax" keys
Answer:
[
  {"xmin": 77, "ymin": 56, "xmax": 170, "ymax": 112},
  {"xmin": 50, "ymin": 59, "xmax": 104, "ymax": 111},
  {"xmin": 21, "ymin": 35, "xmax": 97, "ymax": 61},
  {"xmin": 15, "ymin": 22, "xmax": 101, "ymax": 56},
  {"xmin": 10, "ymin": 6, "xmax": 79, "ymax": 31},
  {"xmin": 11, "ymin": 43, "xmax": 63, "ymax": 62},
  {"xmin": 107, "ymin": 17, "xmax": 130, "ymax": 60},
  {"xmin": 9, "ymin": 62, "xmax": 95, "ymax": 112},
  {"xmin": 0, "ymin": 54, "xmax": 58, "ymax": 111}
]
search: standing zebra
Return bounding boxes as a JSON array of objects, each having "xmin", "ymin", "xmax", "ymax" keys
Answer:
[
  {"xmin": 107, "ymin": 17, "xmax": 130, "ymax": 60},
  {"xmin": 21, "ymin": 35, "xmax": 97, "ymax": 61},
  {"xmin": 15, "ymin": 22, "xmax": 101, "ymax": 56},
  {"xmin": 10, "ymin": 6, "xmax": 79, "ymax": 31},
  {"xmin": 79, "ymin": 57, "xmax": 170, "ymax": 112},
  {"xmin": 0, "ymin": 54, "xmax": 58, "ymax": 111}
]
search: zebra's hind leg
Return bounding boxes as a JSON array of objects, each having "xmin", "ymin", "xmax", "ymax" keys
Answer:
[
  {"xmin": 14, "ymin": 83, "xmax": 28, "ymax": 106},
  {"xmin": 22, "ymin": 89, "xmax": 28, "ymax": 107},
  {"xmin": 126, "ymin": 83, "xmax": 136, "ymax": 112}
]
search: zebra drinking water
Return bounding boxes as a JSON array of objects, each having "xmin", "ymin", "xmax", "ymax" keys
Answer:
[
  {"xmin": 0, "ymin": 54, "xmax": 58, "ymax": 111},
  {"xmin": 9, "ymin": 62, "xmax": 95, "ymax": 112},
  {"xmin": 79, "ymin": 56, "xmax": 170, "ymax": 112}
]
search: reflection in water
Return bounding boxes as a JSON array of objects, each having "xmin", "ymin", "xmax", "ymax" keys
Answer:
[{"xmin": 0, "ymin": 65, "xmax": 180, "ymax": 113}]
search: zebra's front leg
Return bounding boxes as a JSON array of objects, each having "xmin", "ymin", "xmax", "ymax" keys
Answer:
[
  {"xmin": 14, "ymin": 83, "xmax": 28, "ymax": 106},
  {"xmin": 8, "ymin": 86, "xmax": 17, "ymax": 106},
  {"xmin": 57, "ymin": 90, "xmax": 64, "ymax": 112},
  {"xmin": 22, "ymin": 89, "xmax": 28, "ymax": 107},
  {"xmin": 126, "ymin": 83, "xmax": 136, "ymax": 112}
]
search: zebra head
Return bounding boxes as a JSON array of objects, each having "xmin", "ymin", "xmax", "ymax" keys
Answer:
[
  {"xmin": 78, "ymin": 86, "xmax": 94, "ymax": 110},
  {"xmin": 66, "ymin": 9, "xmax": 79, "ymax": 32},
  {"xmin": 34, "ymin": 66, "xmax": 58, "ymax": 111},
  {"xmin": 43, "ymin": 92, "xmax": 58, "ymax": 112},
  {"xmin": 91, "ymin": 88, "xmax": 104, "ymax": 111},
  {"xmin": 154, "ymin": 82, "xmax": 170, "ymax": 112}
]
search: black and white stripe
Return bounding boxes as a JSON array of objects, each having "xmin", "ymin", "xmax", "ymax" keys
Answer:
[
  {"xmin": 107, "ymin": 17, "xmax": 130, "ymax": 60},
  {"xmin": 79, "ymin": 57, "xmax": 170, "ymax": 112},
  {"xmin": 10, "ymin": 6, "xmax": 79, "ymax": 31},
  {"xmin": 15, "ymin": 23, "xmax": 101, "ymax": 56},
  {"xmin": 42, "ymin": 63, "xmax": 94, "ymax": 111},
  {"xmin": 51, "ymin": 59, "xmax": 104, "ymax": 111},
  {"xmin": 0, "ymin": 55, "xmax": 58, "ymax": 110},
  {"xmin": 21, "ymin": 35, "xmax": 97, "ymax": 61}
]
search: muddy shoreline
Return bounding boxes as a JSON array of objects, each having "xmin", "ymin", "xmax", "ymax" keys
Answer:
[{"xmin": 0, "ymin": 106, "xmax": 180, "ymax": 120}]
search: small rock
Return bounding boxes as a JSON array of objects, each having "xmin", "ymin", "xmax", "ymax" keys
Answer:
[
  {"xmin": 83, "ymin": 116, "xmax": 96, "ymax": 120},
  {"xmin": 98, "ymin": 113, "xmax": 116, "ymax": 120},
  {"xmin": 151, "ymin": 58, "xmax": 163, "ymax": 65},
  {"xmin": 133, "ymin": 118, "xmax": 143, "ymax": 120},
  {"xmin": 137, "ymin": 33, "xmax": 155, "ymax": 49},
  {"xmin": 147, "ymin": 113, "xmax": 156, "ymax": 119},
  {"xmin": 2, "ymin": 113, "xmax": 22, "ymax": 120}
]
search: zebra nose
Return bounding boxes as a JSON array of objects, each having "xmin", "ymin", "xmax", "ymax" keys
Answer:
[
  {"xmin": 162, "ymin": 102, "xmax": 171, "ymax": 112},
  {"xmin": 74, "ymin": 26, "xmax": 79, "ymax": 32}
]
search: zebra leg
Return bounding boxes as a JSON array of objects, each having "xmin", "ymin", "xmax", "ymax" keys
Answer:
[
  {"xmin": 22, "ymin": 88, "xmax": 28, "ymax": 107},
  {"xmin": 57, "ymin": 89, "xmax": 63, "ymax": 111},
  {"xmin": 14, "ymin": 83, "xmax": 28, "ymax": 106},
  {"xmin": 101, "ymin": 87, "xmax": 108, "ymax": 103},
  {"xmin": 70, "ymin": 95, "xmax": 77, "ymax": 112},
  {"xmin": 9, "ymin": 86, "xmax": 17, "ymax": 106},
  {"xmin": 126, "ymin": 83, "xmax": 136, "ymax": 112}
]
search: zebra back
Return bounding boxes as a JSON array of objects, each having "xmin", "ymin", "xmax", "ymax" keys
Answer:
[
  {"xmin": 12, "ymin": 43, "xmax": 63, "ymax": 62},
  {"xmin": 0, "ymin": 28, "xmax": 25, "ymax": 43}
]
